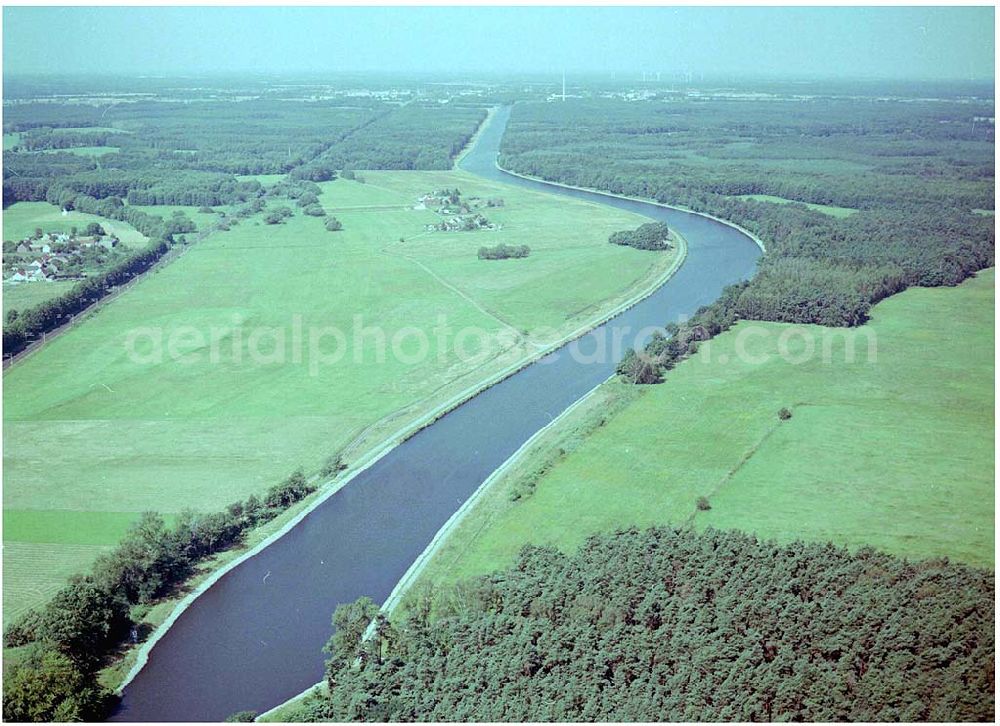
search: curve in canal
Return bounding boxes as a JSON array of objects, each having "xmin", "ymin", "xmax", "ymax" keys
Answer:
[{"xmin": 112, "ymin": 105, "xmax": 762, "ymax": 721}]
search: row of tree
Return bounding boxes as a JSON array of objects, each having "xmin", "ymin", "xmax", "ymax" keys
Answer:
[
  {"xmin": 2, "ymin": 470, "xmax": 319, "ymax": 722},
  {"xmin": 290, "ymin": 527, "xmax": 994, "ymax": 722},
  {"xmin": 2, "ymin": 236, "xmax": 171, "ymax": 356}
]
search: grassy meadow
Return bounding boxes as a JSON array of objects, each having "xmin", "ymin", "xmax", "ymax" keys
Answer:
[
  {"xmin": 735, "ymin": 193, "xmax": 858, "ymax": 218},
  {"xmin": 2, "ymin": 170, "xmax": 677, "ymax": 619},
  {"xmin": 413, "ymin": 269, "xmax": 994, "ymax": 595},
  {"xmin": 2, "ymin": 280, "xmax": 78, "ymax": 319},
  {"xmin": 35, "ymin": 146, "xmax": 120, "ymax": 157}
]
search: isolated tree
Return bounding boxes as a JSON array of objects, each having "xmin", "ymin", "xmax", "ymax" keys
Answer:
[
  {"xmin": 325, "ymin": 217, "xmax": 343, "ymax": 232},
  {"xmin": 84, "ymin": 222, "xmax": 105, "ymax": 237}
]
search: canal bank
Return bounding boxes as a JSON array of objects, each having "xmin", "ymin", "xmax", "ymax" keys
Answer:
[{"xmin": 112, "ymin": 105, "xmax": 762, "ymax": 722}]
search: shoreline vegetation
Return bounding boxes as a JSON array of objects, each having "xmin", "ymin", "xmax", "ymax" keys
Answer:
[
  {"xmin": 258, "ymin": 174, "xmax": 785, "ymax": 721},
  {"xmin": 113, "ymin": 213, "xmax": 689, "ymax": 701},
  {"xmin": 4, "ymin": 171, "xmax": 690, "ymax": 715}
]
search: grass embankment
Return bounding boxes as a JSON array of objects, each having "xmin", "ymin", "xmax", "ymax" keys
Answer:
[
  {"xmin": 3, "ymin": 170, "xmax": 678, "ymax": 622},
  {"xmin": 412, "ymin": 268, "xmax": 995, "ymax": 595}
]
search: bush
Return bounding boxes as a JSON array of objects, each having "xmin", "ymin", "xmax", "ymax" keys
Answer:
[
  {"xmin": 616, "ymin": 348, "xmax": 661, "ymax": 384},
  {"xmin": 609, "ymin": 222, "xmax": 671, "ymax": 250},
  {"xmin": 696, "ymin": 496, "xmax": 712, "ymax": 511},
  {"xmin": 264, "ymin": 469, "xmax": 316, "ymax": 509},
  {"xmin": 478, "ymin": 243, "xmax": 530, "ymax": 260},
  {"xmin": 778, "ymin": 407, "xmax": 792, "ymax": 420},
  {"xmin": 225, "ymin": 711, "xmax": 259, "ymax": 722},
  {"xmin": 320, "ymin": 455, "xmax": 347, "ymax": 478},
  {"xmin": 325, "ymin": 217, "xmax": 343, "ymax": 232}
]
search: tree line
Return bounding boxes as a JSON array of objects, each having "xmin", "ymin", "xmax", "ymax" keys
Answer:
[
  {"xmin": 289, "ymin": 527, "xmax": 994, "ymax": 722},
  {"xmin": 2, "ymin": 237, "xmax": 171, "ymax": 357},
  {"xmin": 2, "ymin": 470, "xmax": 320, "ymax": 721}
]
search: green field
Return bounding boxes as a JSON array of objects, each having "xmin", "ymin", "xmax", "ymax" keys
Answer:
[
  {"xmin": 3, "ymin": 133, "xmax": 20, "ymax": 150},
  {"xmin": 35, "ymin": 146, "xmax": 120, "ymax": 157},
  {"xmin": 414, "ymin": 269, "xmax": 994, "ymax": 594},
  {"xmin": 127, "ymin": 204, "xmax": 226, "ymax": 231},
  {"xmin": 236, "ymin": 173, "xmax": 288, "ymax": 186},
  {"xmin": 735, "ymin": 193, "xmax": 859, "ymax": 218},
  {"xmin": 3, "ymin": 280, "xmax": 78, "ymax": 318},
  {"xmin": 2, "ymin": 201, "xmax": 148, "ymax": 248},
  {"xmin": 2, "ymin": 170, "xmax": 677, "ymax": 619}
]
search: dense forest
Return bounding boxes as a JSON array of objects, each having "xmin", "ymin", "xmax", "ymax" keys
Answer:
[
  {"xmin": 290, "ymin": 527, "xmax": 994, "ymax": 722},
  {"xmin": 2, "ymin": 99, "xmax": 378, "ymax": 176},
  {"xmin": 3, "ymin": 99, "xmax": 488, "ymax": 206},
  {"xmin": 498, "ymin": 98, "xmax": 994, "ymax": 378},
  {"xmin": 295, "ymin": 103, "xmax": 487, "ymax": 177}
]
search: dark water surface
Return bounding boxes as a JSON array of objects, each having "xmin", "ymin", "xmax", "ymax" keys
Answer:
[{"xmin": 112, "ymin": 106, "xmax": 761, "ymax": 721}]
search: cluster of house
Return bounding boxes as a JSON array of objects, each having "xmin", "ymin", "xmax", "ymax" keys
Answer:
[
  {"xmin": 413, "ymin": 191, "xmax": 459, "ymax": 213},
  {"xmin": 4, "ymin": 233, "xmax": 119, "ymax": 284},
  {"xmin": 415, "ymin": 190, "xmax": 503, "ymax": 233},
  {"xmin": 426, "ymin": 213, "xmax": 498, "ymax": 233}
]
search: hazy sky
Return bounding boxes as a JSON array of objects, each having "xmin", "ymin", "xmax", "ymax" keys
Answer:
[{"xmin": 3, "ymin": 6, "xmax": 994, "ymax": 80}]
